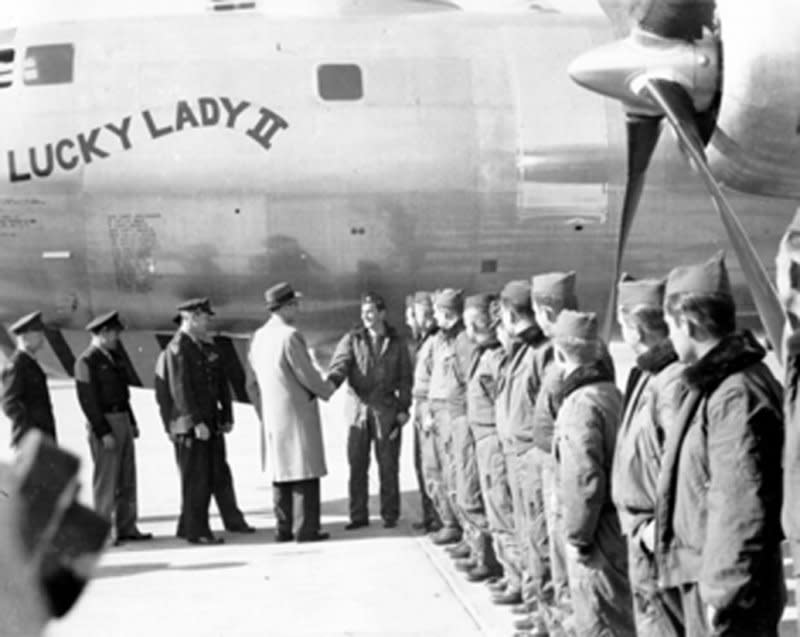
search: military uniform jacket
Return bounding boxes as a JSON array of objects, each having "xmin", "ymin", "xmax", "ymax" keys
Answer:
[
  {"xmin": 74, "ymin": 344, "xmax": 136, "ymax": 438},
  {"xmin": 655, "ymin": 332, "xmax": 784, "ymax": 613},
  {"xmin": 553, "ymin": 361, "xmax": 626, "ymax": 566},
  {"xmin": 494, "ymin": 324, "xmax": 548, "ymax": 453},
  {"xmin": 164, "ymin": 331, "xmax": 232, "ymax": 435},
  {"xmin": 783, "ymin": 326, "xmax": 800, "ymax": 570},
  {"xmin": 327, "ymin": 323, "xmax": 413, "ymax": 423},
  {"xmin": 412, "ymin": 323, "xmax": 473, "ymax": 416},
  {"xmin": 609, "ymin": 340, "xmax": 683, "ymax": 589},
  {"xmin": 1, "ymin": 349, "xmax": 56, "ymax": 446},
  {"xmin": 466, "ymin": 339, "xmax": 504, "ymax": 438}
]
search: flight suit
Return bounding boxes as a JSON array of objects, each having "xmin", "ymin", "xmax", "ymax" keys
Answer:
[
  {"xmin": 155, "ymin": 345, "xmax": 250, "ymax": 536},
  {"xmin": 414, "ymin": 322, "xmax": 472, "ymax": 538},
  {"xmin": 495, "ymin": 324, "xmax": 550, "ymax": 597},
  {"xmin": 465, "ymin": 338, "xmax": 505, "ymax": 575},
  {"xmin": 327, "ymin": 324, "xmax": 412, "ymax": 525},
  {"xmin": 74, "ymin": 344, "xmax": 140, "ymax": 538},
  {"xmin": 553, "ymin": 358, "xmax": 635, "ymax": 637},
  {"xmin": 411, "ymin": 325, "xmax": 440, "ymax": 529},
  {"xmin": 1, "ymin": 349, "xmax": 57, "ymax": 447},
  {"xmin": 164, "ymin": 331, "xmax": 243, "ymax": 540}
]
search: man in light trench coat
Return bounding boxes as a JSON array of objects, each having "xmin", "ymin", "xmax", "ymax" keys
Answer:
[{"xmin": 247, "ymin": 282, "xmax": 335, "ymax": 543}]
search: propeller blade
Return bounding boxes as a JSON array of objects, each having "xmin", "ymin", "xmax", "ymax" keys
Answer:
[
  {"xmin": 602, "ymin": 113, "xmax": 662, "ymax": 341},
  {"xmin": 643, "ymin": 77, "xmax": 787, "ymax": 358}
]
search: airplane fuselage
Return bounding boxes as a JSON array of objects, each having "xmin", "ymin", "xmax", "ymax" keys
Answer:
[{"xmin": 0, "ymin": 10, "xmax": 796, "ymax": 344}]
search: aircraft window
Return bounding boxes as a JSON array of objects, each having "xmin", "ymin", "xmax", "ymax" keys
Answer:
[
  {"xmin": 23, "ymin": 44, "xmax": 74, "ymax": 86},
  {"xmin": 0, "ymin": 49, "xmax": 14, "ymax": 88},
  {"xmin": 317, "ymin": 64, "xmax": 363, "ymax": 101}
]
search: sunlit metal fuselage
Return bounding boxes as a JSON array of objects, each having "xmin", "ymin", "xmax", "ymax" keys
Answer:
[{"xmin": 0, "ymin": 10, "xmax": 796, "ymax": 347}]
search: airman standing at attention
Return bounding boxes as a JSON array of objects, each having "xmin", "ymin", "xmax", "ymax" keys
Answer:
[
  {"xmin": 550, "ymin": 310, "xmax": 634, "ymax": 637},
  {"xmin": 1, "ymin": 312, "xmax": 57, "ymax": 447},
  {"xmin": 494, "ymin": 280, "xmax": 548, "ymax": 608},
  {"xmin": 327, "ymin": 292, "xmax": 413, "ymax": 529},
  {"xmin": 610, "ymin": 275, "xmax": 685, "ymax": 636},
  {"xmin": 461, "ymin": 293, "xmax": 506, "ymax": 584},
  {"xmin": 157, "ymin": 307, "xmax": 254, "ymax": 541},
  {"xmin": 164, "ymin": 298, "xmax": 253, "ymax": 545},
  {"xmin": 414, "ymin": 289, "xmax": 471, "ymax": 549},
  {"xmin": 406, "ymin": 291, "xmax": 442, "ymax": 533},
  {"xmin": 778, "ymin": 211, "xmax": 800, "ymax": 617},
  {"xmin": 74, "ymin": 311, "xmax": 151, "ymax": 545},
  {"xmin": 657, "ymin": 253, "xmax": 785, "ymax": 636}
]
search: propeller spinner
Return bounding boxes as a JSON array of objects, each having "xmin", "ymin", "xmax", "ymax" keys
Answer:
[{"xmin": 569, "ymin": 1, "xmax": 786, "ymax": 356}]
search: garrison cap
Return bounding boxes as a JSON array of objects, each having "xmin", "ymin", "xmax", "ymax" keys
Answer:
[
  {"xmin": 9, "ymin": 311, "xmax": 45, "ymax": 335},
  {"xmin": 617, "ymin": 273, "xmax": 666, "ymax": 310},
  {"xmin": 464, "ymin": 293, "xmax": 498, "ymax": 313},
  {"xmin": 265, "ymin": 282, "xmax": 302, "ymax": 311},
  {"xmin": 665, "ymin": 251, "xmax": 732, "ymax": 298},
  {"xmin": 85, "ymin": 311, "xmax": 125, "ymax": 333},
  {"xmin": 434, "ymin": 288, "xmax": 464, "ymax": 313},
  {"xmin": 361, "ymin": 291, "xmax": 386, "ymax": 310},
  {"xmin": 552, "ymin": 310, "xmax": 599, "ymax": 342},
  {"xmin": 177, "ymin": 297, "xmax": 215, "ymax": 315},
  {"xmin": 531, "ymin": 271, "xmax": 577, "ymax": 303},
  {"xmin": 412, "ymin": 291, "xmax": 433, "ymax": 307},
  {"xmin": 500, "ymin": 280, "xmax": 531, "ymax": 308}
]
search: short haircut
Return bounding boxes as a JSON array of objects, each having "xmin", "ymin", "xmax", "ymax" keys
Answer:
[
  {"xmin": 532, "ymin": 293, "xmax": 578, "ymax": 314},
  {"xmin": 361, "ymin": 292, "xmax": 386, "ymax": 311},
  {"xmin": 554, "ymin": 336, "xmax": 602, "ymax": 365},
  {"xmin": 619, "ymin": 304, "xmax": 668, "ymax": 340},
  {"xmin": 664, "ymin": 292, "xmax": 736, "ymax": 338}
]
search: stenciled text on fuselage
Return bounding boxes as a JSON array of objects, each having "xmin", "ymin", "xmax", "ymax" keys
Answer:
[{"xmin": 6, "ymin": 97, "xmax": 289, "ymax": 183}]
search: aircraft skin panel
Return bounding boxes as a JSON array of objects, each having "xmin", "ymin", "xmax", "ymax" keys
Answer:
[
  {"xmin": 708, "ymin": 1, "xmax": 800, "ymax": 198},
  {"xmin": 0, "ymin": 10, "xmax": 795, "ymax": 348}
]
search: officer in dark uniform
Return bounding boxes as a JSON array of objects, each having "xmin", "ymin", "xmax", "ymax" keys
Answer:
[
  {"xmin": 74, "ymin": 311, "xmax": 151, "ymax": 545},
  {"xmin": 0, "ymin": 311, "xmax": 56, "ymax": 447},
  {"xmin": 164, "ymin": 298, "xmax": 253, "ymax": 545}
]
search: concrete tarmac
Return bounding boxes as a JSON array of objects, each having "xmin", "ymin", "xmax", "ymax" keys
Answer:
[{"xmin": 0, "ymin": 343, "xmax": 790, "ymax": 636}]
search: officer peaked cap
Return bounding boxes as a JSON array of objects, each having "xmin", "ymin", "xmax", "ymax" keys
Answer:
[
  {"xmin": 177, "ymin": 297, "xmax": 215, "ymax": 315},
  {"xmin": 552, "ymin": 310, "xmax": 599, "ymax": 342},
  {"xmin": 9, "ymin": 311, "xmax": 45, "ymax": 335},
  {"xmin": 85, "ymin": 311, "xmax": 125, "ymax": 333},
  {"xmin": 434, "ymin": 289, "xmax": 464, "ymax": 313},
  {"xmin": 665, "ymin": 251, "xmax": 732, "ymax": 298},
  {"xmin": 531, "ymin": 271, "xmax": 577, "ymax": 302},
  {"xmin": 617, "ymin": 273, "xmax": 666, "ymax": 310}
]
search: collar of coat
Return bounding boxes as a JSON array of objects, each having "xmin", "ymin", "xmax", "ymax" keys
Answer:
[
  {"xmin": 636, "ymin": 339, "xmax": 678, "ymax": 374},
  {"xmin": 682, "ymin": 330, "xmax": 765, "ymax": 395},
  {"xmin": 557, "ymin": 359, "xmax": 615, "ymax": 404},
  {"xmin": 350, "ymin": 323, "xmax": 398, "ymax": 341},
  {"xmin": 509, "ymin": 324, "xmax": 546, "ymax": 356}
]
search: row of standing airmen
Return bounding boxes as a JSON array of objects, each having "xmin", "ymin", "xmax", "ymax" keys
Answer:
[
  {"xmin": 6, "ymin": 224, "xmax": 800, "ymax": 637},
  {"xmin": 403, "ymin": 242, "xmax": 800, "ymax": 637}
]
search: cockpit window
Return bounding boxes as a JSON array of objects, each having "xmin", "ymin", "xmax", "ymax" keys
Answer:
[
  {"xmin": 317, "ymin": 64, "xmax": 363, "ymax": 101},
  {"xmin": 23, "ymin": 43, "xmax": 74, "ymax": 86},
  {"xmin": 0, "ymin": 49, "xmax": 14, "ymax": 89}
]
